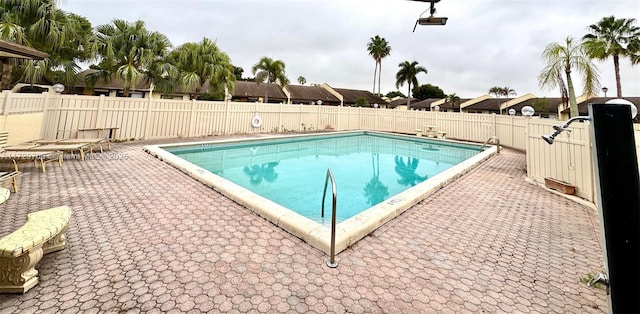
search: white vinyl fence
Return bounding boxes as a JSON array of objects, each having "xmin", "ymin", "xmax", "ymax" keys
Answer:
[{"xmin": 3, "ymin": 91, "xmax": 639, "ymax": 203}]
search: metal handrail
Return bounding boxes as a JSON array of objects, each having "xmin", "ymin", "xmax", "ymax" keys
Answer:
[
  {"xmin": 321, "ymin": 168, "xmax": 338, "ymax": 268},
  {"xmin": 481, "ymin": 136, "xmax": 501, "ymax": 153}
]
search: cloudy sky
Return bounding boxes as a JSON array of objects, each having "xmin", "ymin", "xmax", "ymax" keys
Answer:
[{"xmin": 59, "ymin": 0, "xmax": 640, "ymax": 98}]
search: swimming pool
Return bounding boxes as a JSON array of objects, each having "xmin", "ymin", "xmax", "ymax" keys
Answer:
[{"xmin": 145, "ymin": 131, "xmax": 497, "ymax": 254}]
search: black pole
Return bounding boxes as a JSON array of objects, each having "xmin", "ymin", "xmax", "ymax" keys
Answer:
[{"xmin": 589, "ymin": 103, "xmax": 640, "ymax": 313}]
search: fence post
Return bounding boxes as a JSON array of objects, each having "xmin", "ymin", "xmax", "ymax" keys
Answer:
[
  {"xmin": 391, "ymin": 109, "xmax": 395, "ymax": 132},
  {"xmin": 316, "ymin": 105, "xmax": 321, "ymax": 130},
  {"xmin": 461, "ymin": 112, "xmax": 466, "ymax": 139},
  {"xmin": 41, "ymin": 91, "xmax": 49, "ymax": 112},
  {"xmin": 187, "ymin": 99, "xmax": 196, "ymax": 137},
  {"xmin": 143, "ymin": 96, "xmax": 153, "ymax": 139},
  {"xmin": 510, "ymin": 115, "xmax": 515, "ymax": 147},
  {"xmin": 223, "ymin": 99, "xmax": 231, "ymax": 135},
  {"xmin": 96, "ymin": 95, "xmax": 105, "ymax": 128},
  {"xmin": 336, "ymin": 105, "xmax": 341, "ymax": 131},
  {"xmin": 1, "ymin": 91, "xmax": 11, "ymax": 116},
  {"xmin": 492, "ymin": 113, "xmax": 497, "ymax": 136},
  {"xmin": 359, "ymin": 106, "xmax": 363, "ymax": 129},
  {"xmin": 374, "ymin": 108, "xmax": 379, "ymax": 131},
  {"xmin": 278, "ymin": 103, "xmax": 283, "ymax": 132},
  {"xmin": 39, "ymin": 92, "xmax": 48, "ymax": 138},
  {"xmin": 299, "ymin": 105, "xmax": 303, "ymax": 132}
]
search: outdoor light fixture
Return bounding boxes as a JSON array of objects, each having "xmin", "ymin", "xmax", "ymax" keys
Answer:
[
  {"xmin": 417, "ymin": 16, "xmax": 448, "ymax": 26},
  {"xmin": 434, "ymin": 105, "xmax": 440, "ymax": 112},
  {"xmin": 52, "ymin": 83, "xmax": 65, "ymax": 94},
  {"xmin": 317, "ymin": 100, "xmax": 323, "ymax": 106},
  {"xmin": 508, "ymin": 108, "xmax": 516, "ymax": 115},
  {"xmin": 602, "ymin": 87, "xmax": 608, "ymax": 98},
  {"xmin": 373, "ymin": 103, "xmax": 379, "ymax": 108},
  {"xmin": 521, "ymin": 105, "xmax": 535, "ymax": 117},
  {"xmin": 410, "ymin": 0, "xmax": 448, "ymax": 32}
]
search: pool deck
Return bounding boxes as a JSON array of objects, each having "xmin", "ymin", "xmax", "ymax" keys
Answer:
[{"xmin": 0, "ymin": 135, "xmax": 607, "ymax": 313}]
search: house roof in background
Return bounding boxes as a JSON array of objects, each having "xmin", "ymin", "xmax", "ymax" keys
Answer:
[
  {"xmin": 439, "ymin": 98, "xmax": 472, "ymax": 111},
  {"xmin": 233, "ymin": 81, "xmax": 287, "ymax": 100},
  {"xmin": 409, "ymin": 98, "xmax": 443, "ymax": 109},
  {"xmin": 508, "ymin": 97, "xmax": 563, "ymax": 113},
  {"xmin": 286, "ymin": 85, "xmax": 340, "ymax": 104},
  {"xmin": 332, "ymin": 88, "xmax": 386, "ymax": 105},
  {"xmin": 464, "ymin": 98, "xmax": 514, "ymax": 111},
  {"xmin": 388, "ymin": 98, "xmax": 417, "ymax": 107},
  {"xmin": 0, "ymin": 39, "xmax": 49, "ymax": 59}
]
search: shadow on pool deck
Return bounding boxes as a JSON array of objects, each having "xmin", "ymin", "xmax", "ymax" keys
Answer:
[{"xmin": 0, "ymin": 135, "xmax": 608, "ymax": 313}]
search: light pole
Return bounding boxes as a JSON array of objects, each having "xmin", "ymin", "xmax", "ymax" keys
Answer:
[
  {"xmin": 521, "ymin": 105, "xmax": 535, "ymax": 118},
  {"xmin": 52, "ymin": 83, "xmax": 65, "ymax": 139},
  {"xmin": 52, "ymin": 83, "xmax": 64, "ymax": 94},
  {"xmin": 602, "ymin": 87, "xmax": 608, "ymax": 98}
]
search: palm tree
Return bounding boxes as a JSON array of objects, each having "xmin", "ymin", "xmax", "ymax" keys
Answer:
[
  {"xmin": 252, "ymin": 56, "xmax": 288, "ymax": 103},
  {"xmin": 583, "ymin": 16, "xmax": 640, "ymax": 98},
  {"xmin": 630, "ymin": 39, "xmax": 640, "ymax": 64},
  {"xmin": 501, "ymin": 86, "xmax": 517, "ymax": 98},
  {"xmin": 88, "ymin": 19, "xmax": 172, "ymax": 97},
  {"xmin": 446, "ymin": 93, "xmax": 461, "ymax": 112},
  {"xmin": 0, "ymin": 1, "xmax": 92, "ymax": 89},
  {"xmin": 169, "ymin": 37, "xmax": 235, "ymax": 99},
  {"xmin": 538, "ymin": 36, "xmax": 600, "ymax": 117},
  {"xmin": 395, "ymin": 61, "xmax": 427, "ymax": 107},
  {"xmin": 367, "ymin": 35, "xmax": 391, "ymax": 95},
  {"xmin": 297, "ymin": 76, "xmax": 306, "ymax": 85},
  {"xmin": 488, "ymin": 86, "xmax": 501, "ymax": 98},
  {"xmin": 489, "ymin": 86, "xmax": 516, "ymax": 98}
]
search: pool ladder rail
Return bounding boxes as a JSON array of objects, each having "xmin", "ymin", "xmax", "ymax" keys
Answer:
[
  {"xmin": 481, "ymin": 136, "xmax": 501, "ymax": 153},
  {"xmin": 321, "ymin": 168, "xmax": 338, "ymax": 268}
]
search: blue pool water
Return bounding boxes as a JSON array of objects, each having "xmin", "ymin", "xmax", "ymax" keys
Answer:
[{"xmin": 167, "ymin": 132, "xmax": 482, "ymax": 223}]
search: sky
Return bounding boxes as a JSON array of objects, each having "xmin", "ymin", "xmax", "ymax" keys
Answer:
[{"xmin": 59, "ymin": 0, "xmax": 640, "ymax": 98}]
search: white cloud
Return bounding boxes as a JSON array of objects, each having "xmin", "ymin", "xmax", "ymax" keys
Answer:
[{"xmin": 60, "ymin": 0, "xmax": 640, "ymax": 97}]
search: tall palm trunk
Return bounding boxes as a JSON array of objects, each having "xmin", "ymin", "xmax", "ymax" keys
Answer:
[
  {"xmin": 265, "ymin": 71, "xmax": 271, "ymax": 103},
  {"xmin": 372, "ymin": 62, "xmax": 378, "ymax": 93},
  {"xmin": 377, "ymin": 61, "xmax": 382, "ymax": 96},
  {"xmin": 565, "ymin": 70, "xmax": 579, "ymax": 117},
  {"xmin": 613, "ymin": 54, "xmax": 622, "ymax": 97},
  {"xmin": 406, "ymin": 83, "xmax": 411, "ymax": 107},
  {"xmin": 1, "ymin": 62, "xmax": 13, "ymax": 91}
]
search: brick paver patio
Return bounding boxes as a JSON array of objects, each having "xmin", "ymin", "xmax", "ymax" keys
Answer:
[{"xmin": 0, "ymin": 136, "xmax": 608, "ymax": 313}]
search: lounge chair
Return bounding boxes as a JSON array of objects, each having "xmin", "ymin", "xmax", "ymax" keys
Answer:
[
  {"xmin": 4, "ymin": 143, "xmax": 91, "ymax": 161},
  {"xmin": 0, "ymin": 150, "xmax": 63, "ymax": 172},
  {"xmin": 0, "ymin": 131, "xmax": 63, "ymax": 172},
  {"xmin": 32, "ymin": 137, "xmax": 111, "ymax": 153},
  {"xmin": 0, "ymin": 170, "xmax": 19, "ymax": 193}
]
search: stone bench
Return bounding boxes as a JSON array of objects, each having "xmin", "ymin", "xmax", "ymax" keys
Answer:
[
  {"xmin": 0, "ymin": 206, "xmax": 72, "ymax": 293},
  {"xmin": 0, "ymin": 187, "xmax": 9, "ymax": 205}
]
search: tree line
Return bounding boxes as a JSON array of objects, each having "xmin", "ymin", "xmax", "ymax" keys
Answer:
[
  {"xmin": 368, "ymin": 16, "xmax": 639, "ymax": 115},
  {"xmin": 1, "ymin": 1, "xmax": 638, "ymax": 110},
  {"xmin": 0, "ymin": 0, "xmax": 288, "ymax": 100}
]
